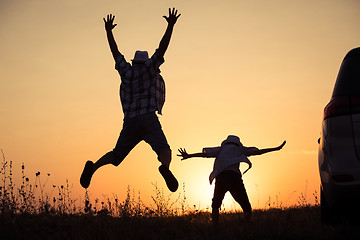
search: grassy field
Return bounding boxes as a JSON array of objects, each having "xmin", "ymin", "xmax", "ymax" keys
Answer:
[
  {"xmin": 1, "ymin": 206, "xmax": 360, "ymax": 240},
  {"xmin": 1, "ymin": 151, "xmax": 359, "ymax": 240}
]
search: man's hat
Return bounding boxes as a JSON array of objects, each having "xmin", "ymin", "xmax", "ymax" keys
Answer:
[
  {"xmin": 132, "ymin": 51, "xmax": 149, "ymax": 63},
  {"xmin": 222, "ymin": 135, "xmax": 242, "ymax": 146}
]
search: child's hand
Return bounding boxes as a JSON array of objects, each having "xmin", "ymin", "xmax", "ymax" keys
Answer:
[
  {"xmin": 177, "ymin": 148, "xmax": 190, "ymax": 160},
  {"xmin": 277, "ymin": 141, "xmax": 286, "ymax": 150}
]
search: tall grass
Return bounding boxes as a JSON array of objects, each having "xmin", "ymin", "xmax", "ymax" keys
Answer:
[
  {"xmin": 0, "ymin": 150, "xmax": 189, "ymax": 217},
  {"xmin": 3, "ymin": 150, "xmax": 360, "ymax": 240},
  {"xmin": 0, "ymin": 149, "xmax": 78, "ymax": 215},
  {"xmin": 1, "ymin": 149, "xmax": 319, "ymax": 217}
]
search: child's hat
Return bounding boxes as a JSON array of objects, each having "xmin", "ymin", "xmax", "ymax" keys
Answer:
[
  {"xmin": 132, "ymin": 51, "xmax": 149, "ymax": 63},
  {"xmin": 222, "ymin": 135, "xmax": 242, "ymax": 146}
]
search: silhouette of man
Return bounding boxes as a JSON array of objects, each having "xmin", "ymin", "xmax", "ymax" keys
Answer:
[
  {"xmin": 80, "ymin": 8, "xmax": 181, "ymax": 192},
  {"xmin": 178, "ymin": 135, "xmax": 286, "ymax": 225}
]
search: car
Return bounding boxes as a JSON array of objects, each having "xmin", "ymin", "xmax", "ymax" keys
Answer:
[{"xmin": 318, "ymin": 47, "xmax": 360, "ymax": 223}]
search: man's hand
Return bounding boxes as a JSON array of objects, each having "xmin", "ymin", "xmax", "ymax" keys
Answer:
[
  {"xmin": 157, "ymin": 8, "xmax": 180, "ymax": 57},
  {"xmin": 103, "ymin": 14, "xmax": 120, "ymax": 61},
  {"xmin": 103, "ymin": 14, "xmax": 117, "ymax": 31},
  {"xmin": 177, "ymin": 148, "xmax": 190, "ymax": 160},
  {"xmin": 163, "ymin": 8, "xmax": 181, "ymax": 25}
]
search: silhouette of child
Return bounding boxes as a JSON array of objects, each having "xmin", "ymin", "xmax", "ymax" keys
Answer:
[
  {"xmin": 80, "ymin": 8, "xmax": 181, "ymax": 192},
  {"xmin": 178, "ymin": 135, "xmax": 286, "ymax": 225}
]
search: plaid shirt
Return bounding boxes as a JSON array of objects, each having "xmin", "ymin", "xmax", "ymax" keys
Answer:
[{"xmin": 115, "ymin": 51, "xmax": 165, "ymax": 118}]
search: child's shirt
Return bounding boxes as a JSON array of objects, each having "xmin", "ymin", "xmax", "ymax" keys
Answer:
[{"xmin": 203, "ymin": 144, "xmax": 257, "ymax": 184}]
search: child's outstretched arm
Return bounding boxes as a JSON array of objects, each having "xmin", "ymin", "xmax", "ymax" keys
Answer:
[
  {"xmin": 250, "ymin": 141, "xmax": 286, "ymax": 156},
  {"xmin": 177, "ymin": 148, "xmax": 207, "ymax": 160}
]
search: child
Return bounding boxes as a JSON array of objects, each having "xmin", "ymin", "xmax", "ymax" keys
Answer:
[{"xmin": 177, "ymin": 135, "xmax": 286, "ymax": 225}]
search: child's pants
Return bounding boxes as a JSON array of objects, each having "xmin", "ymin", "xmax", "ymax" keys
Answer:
[{"xmin": 211, "ymin": 170, "xmax": 252, "ymax": 224}]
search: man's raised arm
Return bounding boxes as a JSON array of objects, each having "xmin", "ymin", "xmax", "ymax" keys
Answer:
[
  {"xmin": 104, "ymin": 14, "xmax": 121, "ymax": 61},
  {"xmin": 157, "ymin": 8, "xmax": 181, "ymax": 58}
]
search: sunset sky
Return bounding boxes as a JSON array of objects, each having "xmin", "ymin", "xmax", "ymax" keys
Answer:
[{"xmin": 1, "ymin": 0, "xmax": 360, "ymax": 210}]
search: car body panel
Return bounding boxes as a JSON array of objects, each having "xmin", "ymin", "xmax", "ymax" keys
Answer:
[{"xmin": 318, "ymin": 47, "xmax": 360, "ymax": 214}]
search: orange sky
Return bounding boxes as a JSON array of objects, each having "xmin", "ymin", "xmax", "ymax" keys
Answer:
[{"xmin": 1, "ymin": 0, "xmax": 360, "ymax": 210}]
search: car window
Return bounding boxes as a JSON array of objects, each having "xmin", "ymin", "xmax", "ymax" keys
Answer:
[{"xmin": 332, "ymin": 48, "xmax": 360, "ymax": 97}]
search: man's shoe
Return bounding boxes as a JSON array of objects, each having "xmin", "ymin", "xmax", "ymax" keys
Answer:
[
  {"xmin": 80, "ymin": 161, "xmax": 94, "ymax": 188},
  {"xmin": 159, "ymin": 165, "xmax": 178, "ymax": 192}
]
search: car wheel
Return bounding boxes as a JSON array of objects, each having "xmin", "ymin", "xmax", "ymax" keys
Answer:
[{"xmin": 320, "ymin": 186, "xmax": 334, "ymax": 224}]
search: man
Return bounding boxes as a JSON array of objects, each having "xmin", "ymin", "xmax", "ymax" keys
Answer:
[
  {"xmin": 178, "ymin": 135, "xmax": 286, "ymax": 225},
  {"xmin": 80, "ymin": 8, "xmax": 181, "ymax": 192}
]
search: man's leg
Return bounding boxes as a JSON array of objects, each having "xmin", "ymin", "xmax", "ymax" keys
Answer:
[
  {"xmin": 80, "ymin": 151, "xmax": 122, "ymax": 189},
  {"xmin": 157, "ymin": 149, "xmax": 171, "ymax": 168},
  {"xmin": 80, "ymin": 118, "xmax": 139, "ymax": 189},
  {"xmin": 157, "ymin": 149, "xmax": 178, "ymax": 192},
  {"xmin": 142, "ymin": 113, "xmax": 178, "ymax": 192}
]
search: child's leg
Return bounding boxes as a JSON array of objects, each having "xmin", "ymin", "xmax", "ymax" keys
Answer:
[
  {"xmin": 211, "ymin": 172, "xmax": 229, "ymax": 225},
  {"xmin": 228, "ymin": 173, "xmax": 252, "ymax": 221},
  {"xmin": 212, "ymin": 207, "xmax": 220, "ymax": 226}
]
